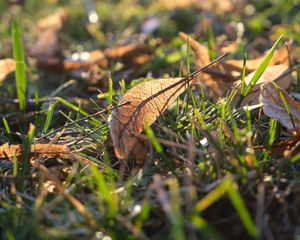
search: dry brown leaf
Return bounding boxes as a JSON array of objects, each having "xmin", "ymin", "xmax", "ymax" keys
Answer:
[
  {"xmin": 109, "ymin": 77, "xmax": 187, "ymax": 160},
  {"xmin": 37, "ymin": 8, "xmax": 68, "ymax": 31},
  {"xmin": 156, "ymin": 0, "xmax": 195, "ymax": 10},
  {"xmin": 255, "ymin": 134, "xmax": 300, "ymax": 158},
  {"xmin": 218, "ymin": 42, "xmax": 238, "ymax": 54},
  {"xmin": 37, "ymin": 43, "xmax": 151, "ymax": 71},
  {"xmin": 260, "ymin": 82, "xmax": 300, "ymax": 130},
  {"xmin": 179, "ymin": 32, "xmax": 291, "ymax": 100},
  {"xmin": 0, "ymin": 143, "xmax": 70, "ymax": 160},
  {"xmin": 31, "ymin": 28, "xmax": 59, "ymax": 59},
  {"xmin": 105, "ymin": 43, "xmax": 152, "ymax": 66},
  {"xmin": 37, "ymin": 50, "xmax": 109, "ymax": 72},
  {"xmin": 182, "ymin": 32, "xmax": 290, "ymax": 72},
  {"xmin": 179, "ymin": 32, "xmax": 210, "ymax": 67},
  {"xmin": 157, "ymin": 0, "xmax": 233, "ymax": 12},
  {"xmin": 64, "ymin": 50, "xmax": 109, "ymax": 70},
  {"xmin": 0, "ymin": 59, "xmax": 15, "ymax": 81},
  {"xmin": 233, "ymin": 65, "xmax": 292, "ymax": 106},
  {"xmin": 179, "ymin": 32, "xmax": 231, "ymax": 99},
  {"xmin": 226, "ymin": 43, "xmax": 290, "ymax": 71}
]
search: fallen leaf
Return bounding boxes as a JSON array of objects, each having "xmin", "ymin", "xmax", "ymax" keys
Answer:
[
  {"xmin": 157, "ymin": 0, "xmax": 233, "ymax": 12},
  {"xmin": 37, "ymin": 8, "xmax": 68, "ymax": 31},
  {"xmin": 269, "ymin": 135, "xmax": 300, "ymax": 158},
  {"xmin": 33, "ymin": 9, "xmax": 69, "ymax": 69},
  {"xmin": 64, "ymin": 50, "xmax": 108, "ymax": 70},
  {"xmin": 218, "ymin": 41, "xmax": 238, "ymax": 54},
  {"xmin": 37, "ymin": 50, "xmax": 109, "ymax": 72},
  {"xmin": 31, "ymin": 28, "xmax": 59, "ymax": 59},
  {"xmin": 0, "ymin": 59, "xmax": 15, "ymax": 82},
  {"xmin": 105, "ymin": 43, "xmax": 152, "ymax": 66},
  {"xmin": 226, "ymin": 42, "xmax": 291, "ymax": 71},
  {"xmin": 156, "ymin": 0, "xmax": 195, "ymax": 10},
  {"xmin": 260, "ymin": 82, "xmax": 300, "ymax": 130},
  {"xmin": 178, "ymin": 32, "xmax": 210, "ymax": 67},
  {"xmin": 234, "ymin": 64, "xmax": 292, "ymax": 106},
  {"xmin": 109, "ymin": 77, "xmax": 187, "ymax": 160},
  {"xmin": 179, "ymin": 32, "xmax": 291, "ymax": 100},
  {"xmin": 37, "ymin": 42, "xmax": 150, "ymax": 71}
]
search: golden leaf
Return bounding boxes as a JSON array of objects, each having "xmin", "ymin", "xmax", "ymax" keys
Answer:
[{"xmin": 109, "ymin": 78, "xmax": 187, "ymax": 159}]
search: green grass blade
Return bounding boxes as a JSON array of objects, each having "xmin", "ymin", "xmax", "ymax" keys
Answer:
[
  {"xmin": 296, "ymin": 70, "xmax": 300, "ymax": 92},
  {"xmin": 245, "ymin": 106, "xmax": 252, "ymax": 133},
  {"xmin": 57, "ymin": 97, "xmax": 102, "ymax": 126},
  {"xmin": 121, "ymin": 78, "xmax": 126, "ymax": 94},
  {"xmin": 186, "ymin": 36, "xmax": 190, "ymax": 77},
  {"xmin": 6, "ymin": 230, "xmax": 15, "ymax": 240},
  {"xmin": 144, "ymin": 125, "xmax": 163, "ymax": 153},
  {"xmin": 13, "ymin": 152, "xmax": 18, "ymax": 177},
  {"xmin": 240, "ymin": 52, "xmax": 247, "ymax": 93},
  {"xmin": 291, "ymin": 152, "xmax": 300, "ymax": 163},
  {"xmin": 167, "ymin": 178, "xmax": 186, "ymax": 240},
  {"xmin": 43, "ymin": 103, "xmax": 56, "ymax": 134},
  {"xmin": 191, "ymin": 215, "xmax": 223, "ymax": 240},
  {"xmin": 207, "ymin": 26, "xmax": 216, "ymax": 60},
  {"xmin": 239, "ymin": 35, "xmax": 283, "ymax": 103},
  {"xmin": 227, "ymin": 180, "xmax": 257, "ymax": 237},
  {"xmin": 278, "ymin": 86, "xmax": 296, "ymax": 129},
  {"xmin": 194, "ymin": 179, "xmax": 228, "ymax": 212},
  {"xmin": 267, "ymin": 118, "xmax": 278, "ymax": 148},
  {"xmin": 108, "ymin": 74, "xmax": 113, "ymax": 106},
  {"xmin": 2, "ymin": 117, "xmax": 12, "ymax": 141},
  {"xmin": 90, "ymin": 164, "xmax": 118, "ymax": 218},
  {"xmin": 12, "ymin": 20, "xmax": 27, "ymax": 111}
]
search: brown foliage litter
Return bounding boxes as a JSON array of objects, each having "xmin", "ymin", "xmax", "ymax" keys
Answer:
[{"xmin": 0, "ymin": 59, "xmax": 15, "ymax": 82}]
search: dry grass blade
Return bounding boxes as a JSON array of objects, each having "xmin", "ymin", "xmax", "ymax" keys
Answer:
[
  {"xmin": 260, "ymin": 82, "xmax": 300, "ymax": 130},
  {"xmin": 0, "ymin": 59, "xmax": 15, "ymax": 81}
]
